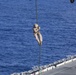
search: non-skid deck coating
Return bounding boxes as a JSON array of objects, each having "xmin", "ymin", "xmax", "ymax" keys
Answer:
[{"xmin": 40, "ymin": 59, "xmax": 76, "ymax": 75}]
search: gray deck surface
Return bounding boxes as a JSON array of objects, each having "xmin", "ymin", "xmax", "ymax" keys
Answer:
[{"xmin": 40, "ymin": 60, "xmax": 76, "ymax": 75}]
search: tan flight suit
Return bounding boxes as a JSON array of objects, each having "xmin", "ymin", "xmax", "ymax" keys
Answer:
[{"xmin": 33, "ymin": 24, "xmax": 42, "ymax": 45}]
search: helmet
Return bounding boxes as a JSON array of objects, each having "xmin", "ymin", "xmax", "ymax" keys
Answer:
[{"xmin": 34, "ymin": 23, "xmax": 39, "ymax": 28}]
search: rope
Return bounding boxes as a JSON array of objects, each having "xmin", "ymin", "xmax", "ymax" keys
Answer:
[
  {"xmin": 35, "ymin": 0, "xmax": 38, "ymax": 24},
  {"xmin": 38, "ymin": 45, "xmax": 42, "ymax": 75},
  {"xmin": 35, "ymin": 0, "xmax": 41, "ymax": 74}
]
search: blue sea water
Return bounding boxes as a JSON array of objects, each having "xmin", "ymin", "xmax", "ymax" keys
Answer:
[{"xmin": 0, "ymin": 0, "xmax": 76, "ymax": 75}]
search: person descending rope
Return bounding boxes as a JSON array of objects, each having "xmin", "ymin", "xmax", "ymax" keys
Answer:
[
  {"xmin": 33, "ymin": 0, "xmax": 42, "ymax": 75},
  {"xmin": 33, "ymin": 23, "xmax": 42, "ymax": 46}
]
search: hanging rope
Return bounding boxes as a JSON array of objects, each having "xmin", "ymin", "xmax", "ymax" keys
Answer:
[
  {"xmin": 38, "ymin": 45, "xmax": 42, "ymax": 75},
  {"xmin": 35, "ymin": 0, "xmax": 38, "ymax": 24},
  {"xmin": 34, "ymin": 0, "xmax": 42, "ymax": 75}
]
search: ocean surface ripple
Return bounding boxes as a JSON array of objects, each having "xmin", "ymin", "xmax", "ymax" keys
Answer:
[{"xmin": 0, "ymin": 0, "xmax": 76, "ymax": 75}]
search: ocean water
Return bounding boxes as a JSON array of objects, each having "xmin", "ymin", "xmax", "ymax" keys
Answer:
[{"xmin": 0, "ymin": 0, "xmax": 76, "ymax": 75}]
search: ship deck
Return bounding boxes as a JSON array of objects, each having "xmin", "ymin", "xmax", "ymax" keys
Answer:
[
  {"xmin": 11, "ymin": 55, "xmax": 76, "ymax": 75},
  {"xmin": 41, "ymin": 58, "xmax": 76, "ymax": 75}
]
